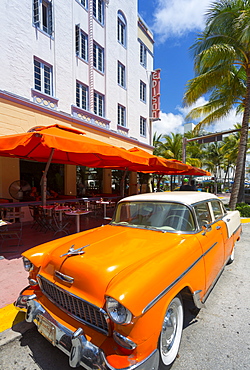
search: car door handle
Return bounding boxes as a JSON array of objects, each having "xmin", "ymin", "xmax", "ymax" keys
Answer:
[{"xmin": 216, "ymin": 225, "xmax": 221, "ymax": 230}]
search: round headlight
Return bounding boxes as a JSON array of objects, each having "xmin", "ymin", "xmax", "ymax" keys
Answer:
[
  {"xmin": 106, "ymin": 296, "xmax": 132, "ymax": 325},
  {"xmin": 23, "ymin": 257, "xmax": 34, "ymax": 272}
]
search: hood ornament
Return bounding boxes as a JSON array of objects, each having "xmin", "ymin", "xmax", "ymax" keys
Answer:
[{"xmin": 60, "ymin": 244, "xmax": 89, "ymax": 258}]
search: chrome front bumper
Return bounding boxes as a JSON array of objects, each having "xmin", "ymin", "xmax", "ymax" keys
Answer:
[{"xmin": 15, "ymin": 294, "xmax": 159, "ymax": 370}]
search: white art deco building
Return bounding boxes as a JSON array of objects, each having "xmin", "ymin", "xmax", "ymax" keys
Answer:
[{"xmin": 0, "ymin": 0, "xmax": 156, "ymax": 199}]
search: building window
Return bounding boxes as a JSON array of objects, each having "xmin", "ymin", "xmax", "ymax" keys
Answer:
[
  {"xmin": 75, "ymin": 25, "xmax": 88, "ymax": 61},
  {"xmin": 94, "ymin": 92, "xmax": 104, "ymax": 117},
  {"xmin": 118, "ymin": 104, "xmax": 126, "ymax": 127},
  {"xmin": 140, "ymin": 117, "xmax": 146, "ymax": 137},
  {"xmin": 117, "ymin": 62, "xmax": 126, "ymax": 88},
  {"xmin": 139, "ymin": 41, "xmax": 147, "ymax": 68},
  {"xmin": 117, "ymin": 11, "xmax": 126, "ymax": 46},
  {"xmin": 93, "ymin": 43, "xmax": 104, "ymax": 72},
  {"xmin": 34, "ymin": 59, "xmax": 52, "ymax": 95},
  {"xmin": 76, "ymin": 82, "xmax": 88, "ymax": 110},
  {"xmin": 33, "ymin": 0, "xmax": 53, "ymax": 36},
  {"xmin": 77, "ymin": 0, "xmax": 88, "ymax": 8},
  {"xmin": 93, "ymin": 0, "xmax": 104, "ymax": 24},
  {"xmin": 140, "ymin": 81, "xmax": 146, "ymax": 102}
]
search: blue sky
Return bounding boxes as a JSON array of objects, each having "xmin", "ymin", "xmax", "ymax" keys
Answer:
[{"xmin": 138, "ymin": 0, "xmax": 241, "ymax": 136}]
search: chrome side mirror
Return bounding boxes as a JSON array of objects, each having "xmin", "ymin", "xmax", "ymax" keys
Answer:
[{"xmin": 202, "ymin": 223, "xmax": 212, "ymax": 235}]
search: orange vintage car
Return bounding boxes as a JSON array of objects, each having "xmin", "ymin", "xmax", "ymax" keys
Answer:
[{"xmin": 16, "ymin": 192, "xmax": 242, "ymax": 369}]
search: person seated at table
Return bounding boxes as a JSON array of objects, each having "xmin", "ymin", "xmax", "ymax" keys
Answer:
[
  {"xmin": 30, "ymin": 187, "xmax": 41, "ymax": 201},
  {"xmin": 46, "ymin": 188, "xmax": 59, "ymax": 199}
]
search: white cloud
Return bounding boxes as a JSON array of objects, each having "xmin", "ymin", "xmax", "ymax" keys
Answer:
[
  {"xmin": 152, "ymin": 0, "xmax": 211, "ymax": 41},
  {"xmin": 212, "ymin": 110, "xmax": 242, "ymax": 132},
  {"xmin": 153, "ymin": 111, "xmax": 184, "ymax": 136},
  {"xmin": 177, "ymin": 97, "xmax": 207, "ymax": 117}
]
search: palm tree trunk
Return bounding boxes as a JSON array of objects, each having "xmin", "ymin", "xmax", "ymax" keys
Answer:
[
  {"xmin": 238, "ymin": 161, "xmax": 246, "ymax": 203},
  {"xmin": 229, "ymin": 69, "xmax": 250, "ymax": 209}
]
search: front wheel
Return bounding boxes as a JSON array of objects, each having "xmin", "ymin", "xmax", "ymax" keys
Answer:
[{"xmin": 158, "ymin": 295, "xmax": 184, "ymax": 369}]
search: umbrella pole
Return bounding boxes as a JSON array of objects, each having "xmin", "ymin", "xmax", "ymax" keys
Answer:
[
  {"xmin": 120, "ymin": 169, "xmax": 128, "ymax": 198},
  {"xmin": 40, "ymin": 148, "xmax": 55, "ymax": 206}
]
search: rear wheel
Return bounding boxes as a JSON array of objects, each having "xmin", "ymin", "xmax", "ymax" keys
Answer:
[
  {"xmin": 227, "ymin": 246, "xmax": 235, "ymax": 265},
  {"xmin": 158, "ymin": 295, "xmax": 183, "ymax": 369}
]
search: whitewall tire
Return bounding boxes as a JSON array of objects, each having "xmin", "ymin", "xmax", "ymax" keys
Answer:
[
  {"xmin": 158, "ymin": 294, "xmax": 184, "ymax": 369},
  {"xmin": 227, "ymin": 246, "xmax": 235, "ymax": 265}
]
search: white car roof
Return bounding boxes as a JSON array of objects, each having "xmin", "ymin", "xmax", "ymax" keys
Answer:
[{"xmin": 120, "ymin": 191, "xmax": 220, "ymax": 206}]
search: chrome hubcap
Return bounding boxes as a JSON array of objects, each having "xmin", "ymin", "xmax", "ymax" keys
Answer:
[{"xmin": 161, "ymin": 305, "xmax": 178, "ymax": 354}]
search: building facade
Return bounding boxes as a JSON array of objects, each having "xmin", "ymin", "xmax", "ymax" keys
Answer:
[{"xmin": 0, "ymin": 0, "xmax": 155, "ymax": 199}]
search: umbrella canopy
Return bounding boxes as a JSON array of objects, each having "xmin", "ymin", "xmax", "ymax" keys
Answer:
[
  {"xmin": 0, "ymin": 125, "xmax": 151, "ymax": 204},
  {"xmin": 0, "ymin": 125, "xmax": 149, "ymax": 168},
  {"xmin": 126, "ymin": 148, "xmax": 211, "ymax": 176},
  {"xmin": 0, "ymin": 125, "xmax": 210, "ymax": 202},
  {"xmin": 126, "ymin": 147, "xmax": 188, "ymax": 172}
]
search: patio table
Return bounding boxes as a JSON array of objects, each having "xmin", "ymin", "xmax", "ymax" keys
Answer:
[
  {"xmin": 95, "ymin": 200, "xmax": 112, "ymax": 219},
  {"xmin": 64, "ymin": 210, "xmax": 92, "ymax": 233}
]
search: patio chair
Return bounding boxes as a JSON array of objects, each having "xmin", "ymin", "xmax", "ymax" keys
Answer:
[
  {"xmin": 0, "ymin": 211, "xmax": 24, "ymax": 252},
  {"xmin": 29, "ymin": 206, "xmax": 54, "ymax": 233}
]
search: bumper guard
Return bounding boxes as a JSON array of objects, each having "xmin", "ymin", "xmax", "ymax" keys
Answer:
[{"xmin": 15, "ymin": 294, "xmax": 159, "ymax": 370}]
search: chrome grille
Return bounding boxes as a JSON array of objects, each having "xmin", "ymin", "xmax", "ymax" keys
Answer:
[{"xmin": 38, "ymin": 275, "xmax": 109, "ymax": 335}]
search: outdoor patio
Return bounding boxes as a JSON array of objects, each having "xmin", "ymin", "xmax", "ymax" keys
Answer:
[{"xmin": 0, "ymin": 210, "xmax": 113, "ymax": 261}]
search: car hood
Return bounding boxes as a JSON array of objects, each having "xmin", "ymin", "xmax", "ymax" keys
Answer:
[{"xmin": 33, "ymin": 225, "xmax": 194, "ymax": 315}]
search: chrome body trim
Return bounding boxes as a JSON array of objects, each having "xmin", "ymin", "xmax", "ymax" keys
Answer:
[
  {"xmin": 233, "ymin": 224, "xmax": 242, "ymax": 235},
  {"xmin": 55, "ymin": 270, "xmax": 74, "ymax": 284},
  {"xmin": 142, "ymin": 242, "xmax": 217, "ymax": 314},
  {"xmin": 113, "ymin": 331, "xmax": 137, "ymax": 350},
  {"xmin": 201, "ymin": 259, "xmax": 227, "ymax": 304},
  {"xmin": 15, "ymin": 296, "xmax": 159, "ymax": 370},
  {"xmin": 193, "ymin": 290, "xmax": 205, "ymax": 309}
]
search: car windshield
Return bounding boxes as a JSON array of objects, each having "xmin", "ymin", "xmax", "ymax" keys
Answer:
[{"xmin": 111, "ymin": 201, "xmax": 196, "ymax": 232}]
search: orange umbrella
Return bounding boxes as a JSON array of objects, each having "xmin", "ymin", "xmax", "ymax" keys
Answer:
[
  {"xmin": 126, "ymin": 148, "xmax": 211, "ymax": 175},
  {"xmin": 0, "ymin": 125, "xmax": 150, "ymax": 204},
  {"xmin": 124, "ymin": 147, "xmax": 189, "ymax": 172},
  {"xmin": 165, "ymin": 159, "xmax": 211, "ymax": 176},
  {"xmin": 123, "ymin": 148, "xmax": 210, "ymax": 176},
  {"xmin": 0, "ymin": 125, "xmax": 149, "ymax": 168}
]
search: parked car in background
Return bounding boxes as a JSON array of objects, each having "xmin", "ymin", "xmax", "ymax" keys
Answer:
[
  {"xmin": 16, "ymin": 192, "xmax": 242, "ymax": 370},
  {"xmin": 245, "ymin": 188, "xmax": 250, "ymax": 204}
]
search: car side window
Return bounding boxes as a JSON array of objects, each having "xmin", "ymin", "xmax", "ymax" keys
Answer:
[
  {"xmin": 194, "ymin": 202, "xmax": 212, "ymax": 228},
  {"xmin": 210, "ymin": 200, "xmax": 224, "ymax": 219}
]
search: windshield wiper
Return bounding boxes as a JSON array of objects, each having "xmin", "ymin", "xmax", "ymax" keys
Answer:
[{"xmin": 142, "ymin": 225, "xmax": 165, "ymax": 233}]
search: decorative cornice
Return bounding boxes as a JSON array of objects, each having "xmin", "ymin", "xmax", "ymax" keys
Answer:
[{"xmin": 138, "ymin": 16, "xmax": 154, "ymax": 44}]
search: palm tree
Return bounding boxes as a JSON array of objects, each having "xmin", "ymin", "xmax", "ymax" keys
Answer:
[
  {"xmin": 161, "ymin": 133, "xmax": 183, "ymax": 160},
  {"xmin": 185, "ymin": 130, "xmax": 204, "ymax": 168},
  {"xmin": 183, "ymin": 0, "xmax": 250, "ymax": 209},
  {"xmin": 152, "ymin": 132, "xmax": 163, "ymax": 156},
  {"xmin": 219, "ymin": 125, "xmax": 241, "ymax": 190}
]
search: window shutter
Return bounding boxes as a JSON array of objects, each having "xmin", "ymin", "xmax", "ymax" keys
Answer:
[
  {"xmin": 48, "ymin": 1, "xmax": 53, "ymax": 35},
  {"xmin": 75, "ymin": 24, "xmax": 80, "ymax": 56},
  {"xmin": 33, "ymin": 0, "xmax": 40, "ymax": 26}
]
